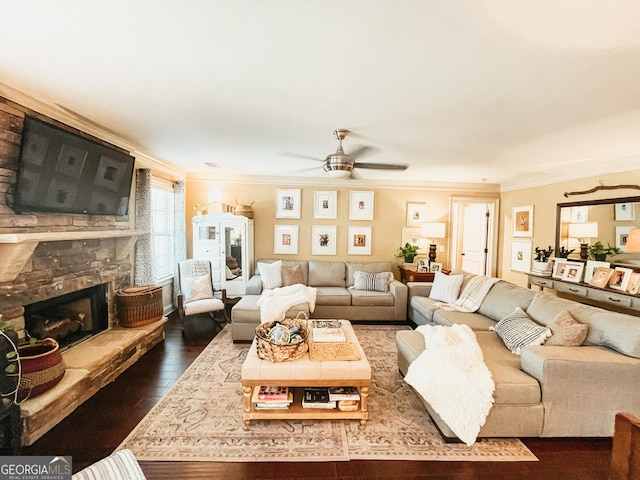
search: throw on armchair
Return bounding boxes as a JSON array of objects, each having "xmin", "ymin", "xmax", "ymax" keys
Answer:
[{"xmin": 177, "ymin": 259, "xmax": 229, "ymax": 326}]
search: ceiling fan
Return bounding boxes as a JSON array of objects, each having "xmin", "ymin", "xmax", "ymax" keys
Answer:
[{"xmin": 286, "ymin": 129, "xmax": 408, "ymax": 178}]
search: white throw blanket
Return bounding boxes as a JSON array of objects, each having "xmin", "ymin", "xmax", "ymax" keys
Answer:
[
  {"xmin": 404, "ymin": 324, "xmax": 495, "ymax": 446},
  {"xmin": 256, "ymin": 284, "xmax": 317, "ymax": 324},
  {"xmin": 437, "ymin": 275, "xmax": 500, "ymax": 313}
]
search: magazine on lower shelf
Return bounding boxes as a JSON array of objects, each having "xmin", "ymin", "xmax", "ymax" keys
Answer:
[
  {"xmin": 252, "ymin": 386, "xmax": 293, "ymax": 409},
  {"xmin": 302, "ymin": 387, "xmax": 335, "ymax": 408},
  {"xmin": 328, "ymin": 386, "xmax": 360, "ymax": 401}
]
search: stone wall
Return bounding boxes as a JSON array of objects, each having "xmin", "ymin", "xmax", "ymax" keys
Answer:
[{"xmin": 0, "ymin": 96, "xmax": 135, "ymax": 332}]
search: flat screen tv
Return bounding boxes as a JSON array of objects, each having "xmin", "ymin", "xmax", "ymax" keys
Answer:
[{"xmin": 14, "ymin": 116, "xmax": 135, "ymax": 215}]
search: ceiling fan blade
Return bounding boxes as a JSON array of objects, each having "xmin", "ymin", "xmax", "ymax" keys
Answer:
[
  {"xmin": 348, "ymin": 145, "xmax": 379, "ymax": 160},
  {"xmin": 354, "ymin": 162, "xmax": 408, "ymax": 171},
  {"xmin": 277, "ymin": 152, "xmax": 324, "ymax": 162}
]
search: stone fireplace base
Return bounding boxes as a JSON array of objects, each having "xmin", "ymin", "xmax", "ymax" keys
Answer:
[{"xmin": 19, "ymin": 317, "xmax": 167, "ymax": 446}]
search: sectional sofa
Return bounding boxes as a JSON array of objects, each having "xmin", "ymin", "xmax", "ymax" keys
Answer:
[
  {"xmin": 397, "ymin": 269, "xmax": 640, "ymax": 438},
  {"xmin": 231, "ymin": 259, "xmax": 407, "ymax": 342}
]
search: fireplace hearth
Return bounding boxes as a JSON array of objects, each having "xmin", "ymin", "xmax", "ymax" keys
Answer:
[{"xmin": 24, "ymin": 284, "xmax": 109, "ymax": 350}]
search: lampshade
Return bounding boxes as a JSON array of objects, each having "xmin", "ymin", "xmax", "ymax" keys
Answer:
[
  {"xmin": 568, "ymin": 222, "xmax": 598, "ymax": 240},
  {"xmin": 421, "ymin": 222, "xmax": 446, "ymax": 240},
  {"xmin": 626, "ymin": 228, "xmax": 640, "ymax": 252}
]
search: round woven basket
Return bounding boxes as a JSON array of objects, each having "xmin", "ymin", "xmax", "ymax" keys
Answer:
[
  {"xmin": 17, "ymin": 338, "xmax": 66, "ymax": 402},
  {"xmin": 255, "ymin": 315, "xmax": 309, "ymax": 362}
]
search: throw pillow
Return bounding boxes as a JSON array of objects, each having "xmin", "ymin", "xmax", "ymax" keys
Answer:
[
  {"xmin": 545, "ymin": 310, "xmax": 588, "ymax": 346},
  {"xmin": 352, "ymin": 271, "xmax": 394, "ymax": 292},
  {"xmin": 490, "ymin": 307, "xmax": 552, "ymax": 355},
  {"xmin": 282, "ymin": 264, "xmax": 304, "ymax": 286},
  {"xmin": 429, "ymin": 271, "xmax": 463, "ymax": 303},
  {"xmin": 182, "ymin": 274, "xmax": 214, "ymax": 303},
  {"xmin": 257, "ymin": 260, "xmax": 282, "ymax": 290}
]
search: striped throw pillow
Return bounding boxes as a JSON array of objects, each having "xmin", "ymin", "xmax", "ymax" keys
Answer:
[
  {"xmin": 490, "ymin": 307, "xmax": 552, "ymax": 354},
  {"xmin": 429, "ymin": 271, "xmax": 463, "ymax": 303},
  {"xmin": 257, "ymin": 260, "xmax": 282, "ymax": 290},
  {"xmin": 353, "ymin": 271, "xmax": 394, "ymax": 292}
]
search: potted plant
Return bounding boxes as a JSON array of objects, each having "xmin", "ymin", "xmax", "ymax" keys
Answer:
[
  {"xmin": 395, "ymin": 243, "xmax": 420, "ymax": 263},
  {"xmin": 588, "ymin": 241, "xmax": 621, "ymax": 261},
  {"xmin": 533, "ymin": 245, "xmax": 554, "ymax": 272},
  {"xmin": 556, "ymin": 246, "xmax": 576, "ymax": 259}
]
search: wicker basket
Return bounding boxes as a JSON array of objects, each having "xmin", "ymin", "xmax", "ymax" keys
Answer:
[
  {"xmin": 116, "ymin": 285, "xmax": 164, "ymax": 328},
  {"xmin": 17, "ymin": 338, "xmax": 66, "ymax": 402},
  {"xmin": 255, "ymin": 313, "xmax": 309, "ymax": 362}
]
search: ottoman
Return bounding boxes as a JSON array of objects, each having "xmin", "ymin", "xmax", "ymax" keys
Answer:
[{"xmin": 231, "ymin": 295, "xmax": 310, "ymax": 342}]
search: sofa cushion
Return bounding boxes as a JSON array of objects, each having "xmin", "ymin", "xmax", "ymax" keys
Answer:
[
  {"xmin": 314, "ymin": 287, "xmax": 352, "ymax": 306},
  {"xmin": 545, "ymin": 310, "xmax": 588, "ymax": 347},
  {"xmin": 350, "ymin": 289, "xmax": 395, "ymax": 306},
  {"xmin": 526, "ymin": 292, "xmax": 640, "ymax": 358},
  {"xmin": 433, "ymin": 309, "xmax": 497, "ymax": 331},
  {"xmin": 308, "ymin": 261, "xmax": 346, "ymax": 287},
  {"xmin": 346, "ymin": 262, "xmax": 393, "ymax": 287},
  {"xmin": 490, "ymin": 307, "xmax": 551, "ymax": 355},
  {"xmin": 257, "ymin": 260, "xmax": 282, "ymax": 289},
  {"xmin": 182, "ymin": 274, "xmax": 213, "ymax": 303},
  {"xmin": 476, "ymin": 281, "xmax": 536, "ymax": 322},
  {"xmin": 282, "ymin": 264, "xmax": 305, "ymax": 286},
  {"xmin": 429, "ymin": 271, "xmax": 463, "ymax": 303},
  {"xmin": 411, "ymin": 296, "xmax": 440, "ymax": 323},
  {"xmin": 352, "ymin": 270, "xmax": 393, "ymax": 292}
]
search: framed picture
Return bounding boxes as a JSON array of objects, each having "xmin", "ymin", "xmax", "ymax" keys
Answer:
[
  {"xmin": 430, "ymin": 262, "xmax": 442, "ymax": 273},
  {"xmin": 273, "ymin": 225, "xmax": 298, "ymax": 254},
  {"xmin": 562, "ymin": 263, "xmax": 584, "ymax": 283},
  {"xmin": 589, "ymin": 267, "xmax": 614, "ymax": 288},
  {"xmin": 56, "ymin": 144, "xmax": 87, "ymax": 178},
  {"xmin": 584, "ymin": 260, "xmax": 610, "ymax": 283},
  {"xmin": 93, "ymin": 156, "xmax": 127, "ymax": 191},
  {"xmin": 401, "ymin": 227, "xmax": 429, "ymax": 253},
  {"xmin": 510, "ymin": 240, "xmax": 532, "ymax": 272},
  {"xmin": 348, "ymin": 226, "xmax": 372, "ymax": 255},
  {"xmin": 417, "ymin": 264, "xmax": 429, "ymax": 273},
  {"xmin": 276, "ymin": 188, "xmax": 301, "ymax": 219},
  {"xmin": 552, "ymin": 260, "xmax": 573, "ymax": 279},
  {"xmin": 414, "ymin": 255, "xmax": 429, "ymax": 269},
  {"xmin": 627, "ymin": 272, "xmax": 640, "ymax": 294},
  {"xmin": 349, "ymin": 191, "xmax": 374, "ymax": 221},
  {"xmin": 615, "ymin": 203, "xmax": 635, "ymax": 221},
  {"xmin": 512, "ymin": 205, "xmax": 534, "ymax": 237},
  {"xmin": 311, "ymin": 225, "xmax": 337, "ymax": 255},
  {"xmin": 570, "ymin": 206, "xmax": 588, "ymax": 223},
  {"xmin": 609, "ymin": 267, "xmax": 633, "ymax": 291},
  {"xmin": 314, "ymin": 190, "xmax": 337, "ymax": 219},
  {"xmin": 406, "ymin": 202, "xmax": 427, "ymax": 226},
  {"xmin": 616, "ymin": 226, "xmax": 633, "ymax": 251}
]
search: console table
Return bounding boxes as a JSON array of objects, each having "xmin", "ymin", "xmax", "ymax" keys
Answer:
[{"xmin": 527, "ymin": 272, "xmax": 640, "ymax": 315}]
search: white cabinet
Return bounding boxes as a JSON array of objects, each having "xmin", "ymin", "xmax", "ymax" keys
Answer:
[{"xmin": 193, "ymin": 212, "xmax": 254, "ymax": 297}]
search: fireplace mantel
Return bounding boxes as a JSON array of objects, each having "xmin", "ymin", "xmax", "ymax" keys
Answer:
[{"xmin": 0, "ymin": 229, "xmax": 148, "ymax": 282}]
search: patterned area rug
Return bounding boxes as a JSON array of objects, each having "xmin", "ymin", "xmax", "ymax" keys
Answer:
[{"xmin": 118, "ymin": 325, "xmax": 537, "ymax": 462}]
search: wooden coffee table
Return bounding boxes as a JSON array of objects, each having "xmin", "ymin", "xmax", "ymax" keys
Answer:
[{"xmin": 240, "ymin": 319, "xmax": 372, "ymax": 426}]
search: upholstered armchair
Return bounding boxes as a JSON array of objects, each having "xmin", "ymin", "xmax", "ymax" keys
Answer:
[{"xmin": 177, "ymin": 259, "xmax": 228, "ymax": 326}]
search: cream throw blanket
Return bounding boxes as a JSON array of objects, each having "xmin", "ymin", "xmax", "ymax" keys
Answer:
[
  {"xmin": 436, "ymin": 275, "xmax": 500, "ymax": 313},
  {"xmin": 257, "ymin": 284, "xmax": 317, "ymax": 324},
  {"xmin": 404, "ymin": 324, "xmax": 495, "ymax": 446}
]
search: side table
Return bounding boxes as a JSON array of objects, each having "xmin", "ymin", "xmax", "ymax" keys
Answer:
[{"xmin": 399, "ymin": 266, "xmax": 435, "ymax": 284}]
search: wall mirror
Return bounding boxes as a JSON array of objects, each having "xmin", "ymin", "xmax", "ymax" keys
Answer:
[{"xmin": 556, "ymin": 196, "xmax": 640, "ymax": 262}]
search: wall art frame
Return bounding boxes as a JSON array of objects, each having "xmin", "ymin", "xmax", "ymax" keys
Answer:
[
  {"xmin": 510, "ymin": 240, "xmax": 532, "ymax": 272},
  {"xmin": 406, "ymin": 202, "xmax": 427, "ymax": 226},
  {"xmin": 314, "ymin": 190, "xmax": 337, "ymax": 219},
  {"xmin": 512, "ymin": 205, "xmax": 534, "ymax": 237},
  {"xmin": 276, "ymin": 188, "xmax": 301, "ymax": 219},
  {"xmin": 349, "ymin": 191, "xmax": 374, "ymax": 221},
  {"xmin": 348, "ymin": 226, "xmax": 372, "ymax": 255},
  {"xmin": 311, "ymin": 225, "xmax": 337, "ymax": 255},
  {"xmin": 273, "ymin": 225, "xmax": 299, "ymax": 254}
]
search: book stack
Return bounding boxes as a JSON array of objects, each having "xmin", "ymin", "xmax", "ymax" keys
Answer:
[
  {"xmin": 302, "ymin": 387, "xmax": 336, "ymax": 409},
  {"xmin": 329, "ymin": 386, "xmax": 361, "ymax": 411},
  {"xmin": 311, "ymin": 320, "xmax": 346, "ymax": 343},
  {"xmin": 252, "ymin": 386, "xmax": 293, "ymax": 410}
]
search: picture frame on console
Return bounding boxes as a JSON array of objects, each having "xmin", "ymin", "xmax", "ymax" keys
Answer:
[
  {"xmin": 627, "ymin": 272, "xmax": 640, "ymax": 295},
  {"xmin": 589, "ymin": 267, "xmax": 614, "ymax": 288},
  {"xmin": 584, "ymin": 260, "xmax": 610, "ymax": 283},
  {"xmin": 562, "ymin": 263, "xmax": 584, "ymax": 283},
  {"xmin": 609, "ymin": 267, "xmax": 633, "ymax": 291},
  {"xmin": 274, "ymin": 225, "xmax": 299, "ymax": 254},
  {"xmin": 552, "ymin": 260, "xmax": 576, "ymax": 279},
  {"xmin": 430, "ymin": 262, "xmax": 442, "ymax": 273}
]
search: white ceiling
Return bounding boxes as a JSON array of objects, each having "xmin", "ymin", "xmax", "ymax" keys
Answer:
[{"xmin": 2, "ymin": 1, "xmax": 640, "ymax": 190}]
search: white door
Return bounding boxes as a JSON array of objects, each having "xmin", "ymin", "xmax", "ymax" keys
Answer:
[{"xmin": 461, "ymin": 204, "xmax": 489, "ymax": 275}]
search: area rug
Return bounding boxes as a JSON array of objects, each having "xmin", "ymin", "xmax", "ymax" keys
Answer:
[{"xmin": 118, "ymin": 325, "xmax": 537, "ymax": 462}]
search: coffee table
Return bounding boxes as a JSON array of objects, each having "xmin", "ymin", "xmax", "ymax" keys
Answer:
[{"xmin": 241, "ymin": 319, "xmax": 372, "ymax": 426}]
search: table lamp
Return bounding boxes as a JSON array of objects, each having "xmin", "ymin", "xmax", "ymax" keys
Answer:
[
  {"xmin": 421, "ymin": 222, "xmax": 446, "ymax": 265},
  {"xmin": 568, "ymin": 222, "xmax": 599, "ymax": 260},
  {"xmin": 625, "ymin": 228, "xmax": 640, "ymax": 252}
]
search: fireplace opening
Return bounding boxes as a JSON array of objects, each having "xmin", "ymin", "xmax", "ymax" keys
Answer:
[{"xmin": 24, "ymin": 284, "xmax": 109, "ymax": 350}]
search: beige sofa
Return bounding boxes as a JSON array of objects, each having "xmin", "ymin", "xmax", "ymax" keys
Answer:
[
  {"xmin": 397, "ymin": 271, "xmax": 640, "ymax": 439},
  {"xmin": 231, "ymin": 259, "xmax": 407, "ymax": 342}
]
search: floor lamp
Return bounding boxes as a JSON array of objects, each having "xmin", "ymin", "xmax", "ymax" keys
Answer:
[{"xmin": 421, "ymin": 222, "xmax": 446, "ymax": 265}]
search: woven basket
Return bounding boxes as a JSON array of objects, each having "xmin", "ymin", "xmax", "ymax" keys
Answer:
[
  {"xmin": 17, "ymin": 338, "xmax": 66, "ymax": 402},
  {"xmin": 255, "ymin": 313, "xmax": 309, "ymax": 362},
  {"xmin": 116, "ymin": 285, "xmax": 164, "ymax": 328}
]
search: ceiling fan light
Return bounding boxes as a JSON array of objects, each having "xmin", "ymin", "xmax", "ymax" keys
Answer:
[{"xmin": 326, "ymin": 169, "xmax": 352, "ymax": 178}]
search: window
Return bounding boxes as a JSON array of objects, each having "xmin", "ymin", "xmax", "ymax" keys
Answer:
[{"xmin": 151, "ymin": 181, "xmax": 175, "ymax": 282}]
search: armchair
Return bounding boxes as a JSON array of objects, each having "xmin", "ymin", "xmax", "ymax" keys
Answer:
[{"xmin": 177, "ymin": 259, "xmax": 229, "ymax": 327}]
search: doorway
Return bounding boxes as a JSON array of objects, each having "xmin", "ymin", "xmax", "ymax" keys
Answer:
[{"xmin": 449, "ymin": 197, "xmax": 499, "ymax": 276}]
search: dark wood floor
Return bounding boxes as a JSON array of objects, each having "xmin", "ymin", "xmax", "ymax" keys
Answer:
[{"xmin": 22, "ymin": 312, "xmax": 613, "ymax": 479}]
